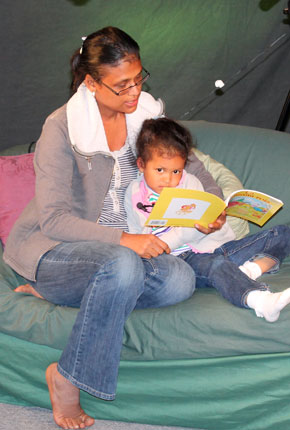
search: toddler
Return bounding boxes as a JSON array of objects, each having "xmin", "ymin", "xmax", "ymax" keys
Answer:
[{"xmin": 125, "ymin": 118, "xmax": 290, "ymax": 322}]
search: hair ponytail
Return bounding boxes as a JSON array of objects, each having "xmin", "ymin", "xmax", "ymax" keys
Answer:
[{"xmin": 70, "ymin": 50, "xmax": 85, "ymax": 93}]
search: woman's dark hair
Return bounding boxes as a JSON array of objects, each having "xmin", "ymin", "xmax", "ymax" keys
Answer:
[
  {"xmin": 70, "ymin": 26, "xmax": 140, "ymax": 93},
  {"xmin": 136, "ymin": 118, "xmax": 196, "ymax": 163}
]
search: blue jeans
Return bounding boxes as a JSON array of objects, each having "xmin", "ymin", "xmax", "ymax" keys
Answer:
[
  {"xmin": 179, "ymin": 225, "xmax": 290, "ymax": 308},
  {"xmin": 32, "ymin": 241, "xmax": 196, "ymax": 400}
]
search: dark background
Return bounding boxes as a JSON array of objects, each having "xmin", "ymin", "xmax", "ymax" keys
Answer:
[{"xmin": 1, "ymin": 0, "xmax": 289, "ymax": 150}]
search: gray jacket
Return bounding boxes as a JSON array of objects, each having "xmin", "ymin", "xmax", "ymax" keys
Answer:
[{"xmin": 3, "ymin": 105, "xmax": 222, "ymax": 281}]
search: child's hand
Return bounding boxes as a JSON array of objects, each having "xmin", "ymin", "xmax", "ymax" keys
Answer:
[
  {"xmin": 120, "ymin": 232, "xmax": 171, "ymax": 258},
  {"xmin": 195, "ymin": 210, "xmax": 226, "ymax": 235}
]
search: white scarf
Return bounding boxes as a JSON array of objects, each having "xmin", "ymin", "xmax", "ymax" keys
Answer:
[{"xmin": 67, "ymin": 83, "xmax": 164, "ymax": 154}]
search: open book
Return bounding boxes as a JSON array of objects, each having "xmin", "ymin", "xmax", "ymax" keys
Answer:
[{"xmin": 145, "ymin": 188, "xmax": 283, "ymax": 228}]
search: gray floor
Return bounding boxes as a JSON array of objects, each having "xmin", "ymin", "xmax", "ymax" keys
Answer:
[{"xmin": 0, "ymin": 403, "xmax": 203, "ymax": 430}]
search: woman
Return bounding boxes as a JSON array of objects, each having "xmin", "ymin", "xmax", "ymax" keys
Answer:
[{"xmin": 3, "ymin": 27, "xmax": 225, "ymax": 429}]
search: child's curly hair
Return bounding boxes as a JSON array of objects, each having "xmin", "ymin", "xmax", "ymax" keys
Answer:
[{"xmin": 136, "ymin": 118, "xmax": 196, "ymax": 164}]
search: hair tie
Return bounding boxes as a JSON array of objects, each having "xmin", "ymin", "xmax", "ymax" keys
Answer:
[{"xmin": 79, "ymin": 36, "xmax": 87, "ymax": 55}]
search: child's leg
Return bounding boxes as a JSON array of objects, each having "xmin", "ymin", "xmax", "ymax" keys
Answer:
[
  {"xmin": 220, "ymin": 225, "xmax": 290, "ymax": 270},
  {"xmin": 221, "ymin": 226, "xmax": 290, "ymax": 321},
  {"xmin": 181, "ymin": 251, "xmax": 290, "ymax": 323},
  {"xmin": 239, "ymin": 256, "xmax": 276, "ymax": 280},
  {"xmin": 254, "ymin": 256, "xmax": 278, "ymax": 273}
]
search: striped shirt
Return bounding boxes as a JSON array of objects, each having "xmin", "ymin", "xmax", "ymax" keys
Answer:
[{"xmin": 98, "ymin": 141, "xmax": 138, "ymax": 230}]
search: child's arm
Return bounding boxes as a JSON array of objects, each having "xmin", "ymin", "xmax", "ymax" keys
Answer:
[{"xmin": 156, "ymin": 226, "xmax": 206, "ymax": 253}]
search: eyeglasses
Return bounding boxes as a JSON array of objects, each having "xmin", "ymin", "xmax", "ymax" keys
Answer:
[{"xmin": 101, "ymin": 67, "xmax": 150, "ymax": 96}]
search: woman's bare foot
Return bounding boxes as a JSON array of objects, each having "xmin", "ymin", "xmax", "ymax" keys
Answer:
[
  {"xmin": 46, "ymin": 363, "xmax": 95, "ymax": 429},
  {"xmin": 14, "ymin": 284, "xmax": 44, "ymax": 299}
]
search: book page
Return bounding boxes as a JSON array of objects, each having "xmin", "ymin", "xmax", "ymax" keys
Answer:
[{"xmin": 225, "ymin": 189, "xmax": 283, "ymax": 226}]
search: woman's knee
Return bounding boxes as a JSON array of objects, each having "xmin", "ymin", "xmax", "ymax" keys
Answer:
[
  {"xmin": 101, "ymin": 246, "xmax": 145, "ymax": 293},
  {"xmin": 143, "ymin": 254, "xmax": 196, "ymax": 306},
  {"xmin": 110, "ymin": 246, "xmax": 143, "ymax": 273},
  {"xmin": 167, "ymin": 256, "xmax": 196, "ymax": 289},
  {"xmin": 167, "ymin": 257, "xmax": 196, "ymax": 302},
  {"xmin": 82, "ymin": 246, "xmax": 145, "ymax": 311}
]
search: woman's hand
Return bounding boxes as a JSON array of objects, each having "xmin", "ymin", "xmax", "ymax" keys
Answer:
[
  {"xmin": 120, "ymin": 232, "xmax": 170, "ymax": 259},
  {"xmin": 194, "ymin": 210, "xmax": 226, "ymax": 235}
]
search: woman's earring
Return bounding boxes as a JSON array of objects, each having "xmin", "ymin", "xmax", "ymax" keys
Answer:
[{"xmin": 92, "ymin": 91, "xmax": 96, "ymax": 98}]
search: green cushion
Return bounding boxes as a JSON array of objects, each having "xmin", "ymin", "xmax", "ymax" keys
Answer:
[
  {"xmin": 1, "ymin": 245, "xmax": 290, "ymax": 360},
  {"xmin": 184, "ymin": 120, "xmax": 290, "ymax": 234}
]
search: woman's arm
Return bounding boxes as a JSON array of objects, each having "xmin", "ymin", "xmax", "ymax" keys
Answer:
[
  {"xmin": 186, "ymin": 151, "xmax": 223, "ymax": 198},
  {"xmin": 34, "ymin": 109, "xmax": 123, "ymax": 244},
  {"xmin": 120, "ymin": 232, "xmax": 170, "ymax": 259},
  {"xmin": 185, "ymin": 152, "xmax": 226, "ymax": 233}
]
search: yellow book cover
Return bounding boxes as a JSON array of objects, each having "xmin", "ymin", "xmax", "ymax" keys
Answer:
[
  {"xmin": 145, "ymin": 188, "xmax": 283, "ymax": 228},
  {"xmin": 145, "ymin": 188, "xmax": 226, "ymax": 229}
]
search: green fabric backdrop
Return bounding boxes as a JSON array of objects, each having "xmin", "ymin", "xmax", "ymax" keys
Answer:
[{"xmin": 0, "ymin": 0, "xmax": 289, "ymax": 150}]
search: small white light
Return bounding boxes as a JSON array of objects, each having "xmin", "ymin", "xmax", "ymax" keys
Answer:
[{"xmin": 215, "ymin": 80, "xmax": 225, "ymax": 89}]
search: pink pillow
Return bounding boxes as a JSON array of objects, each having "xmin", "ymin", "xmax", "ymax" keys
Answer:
[{"xmin": 0, "ymin": 153, "xmax": 35, "ymax": 246}]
